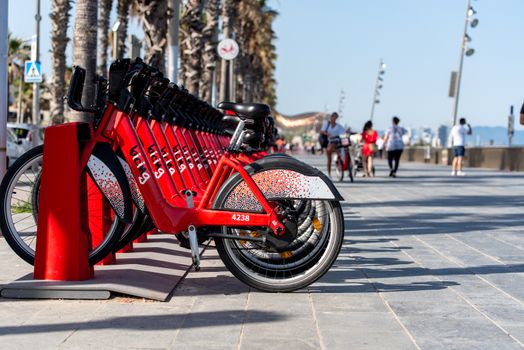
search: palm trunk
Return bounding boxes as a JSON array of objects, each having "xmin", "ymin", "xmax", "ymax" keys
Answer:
[
  {"xmin": 16, "ymin": 66, "xmax": 24, "ymax": 124},
  {"xmin": 49, "ymin": 0, "xmax": 72, "ymax": 124},
  {"xmin": 116, "ymin": 0, "xmax": 130, "ymax": 58},
  {"xmin": 136, "ymin": 0, "xmax": 169, "ymax": 71},
  {"xmin": 235, "ymin": 0, "xmax": 259, "ymax": 103},
  {"xmin": 98, "ymin": 0, "xmax": 113, "ymax": 75},
  {"xmin": 200, "ymin": 0, "xmax": 220, "ymax": 103},
  {"xmin": 259, "ymin": 8, "xmax": 278, "ymax": 108},
  {"xmin": 70, "ymin": 0, "xmax": 98, "ymax": 122},
  {"xmin": 180, "ymin": 0, "xmax": 204, "ymax": 95}
]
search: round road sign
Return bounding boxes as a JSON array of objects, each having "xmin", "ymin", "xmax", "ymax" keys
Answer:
[{"xmin": 217, "ymin": 39, "xmax": 239, "ymax": 60}]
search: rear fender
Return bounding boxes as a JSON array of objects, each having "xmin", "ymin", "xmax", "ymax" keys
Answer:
[
  {"xmin": 218, "ymin": 156, "xmax": 344, "ymax": 212},
  {"xmin": 117, "ymin": 156, "xmax": 146, "ymax": 213},
  {"xmin": 87, "ymin": 143, "xmax": 133, "ymax": 223}
]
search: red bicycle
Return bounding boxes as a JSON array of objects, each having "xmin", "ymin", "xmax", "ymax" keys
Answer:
[
  {"xmin": 333, "ymin": 134, "xmax": 354, "ymax": 182},
  {"xmin": 0, "ymin": 58, "xmax": 345, "ymax": 292}
]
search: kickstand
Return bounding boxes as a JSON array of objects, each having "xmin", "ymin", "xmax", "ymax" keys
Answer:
[{"xmin": 185, "ymin": 191, "xmax": 200, "ymax": 271}]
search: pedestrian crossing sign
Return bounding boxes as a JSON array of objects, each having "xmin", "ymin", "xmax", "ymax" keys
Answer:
[{"xmin": 25, "ymin": 60, "xmax": 42, "ymax": 83}]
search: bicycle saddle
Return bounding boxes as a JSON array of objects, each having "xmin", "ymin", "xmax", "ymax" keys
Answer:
[{"xmin": 217, "ymin": 102, "xmax": 271, "ymax": 120}]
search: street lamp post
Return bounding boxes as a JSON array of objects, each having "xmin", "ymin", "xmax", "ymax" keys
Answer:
[
  {"xmin": 111, "ymin": 21, "xmax": 121, "ymax": 60},
  {"xmin": 32, "ymin": 0, "xmax": 41, "ymax": 126},
  {"xmin": 370, "ymin": 59, "xmax": 386, "ymax": 121},
  {"xmin": 0, "ymin": 0, "xmax": 8, "ymax": 180},
  {"xmin": 338, "ymin": 89, "xmax": 345, "ymax": 116},
  {"xmin": 451, "ymin": 0, "xmax": 479, "ymax": 127}
]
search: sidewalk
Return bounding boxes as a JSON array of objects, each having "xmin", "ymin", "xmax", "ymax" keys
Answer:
[{"xmin": 1, "ymin": 155, "xmax": 523, "ymax": 349}]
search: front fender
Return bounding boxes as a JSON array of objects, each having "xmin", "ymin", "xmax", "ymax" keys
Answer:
[
  {"xmin": 87, "ymin": 143, "xmax": 133, "ymax": 223},
  {"xmin": 218, "ymin": 156, "xmax": 343, "ymax": 212}
]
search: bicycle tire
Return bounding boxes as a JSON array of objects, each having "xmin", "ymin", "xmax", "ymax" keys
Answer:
[
  {"xmin": 112, "ymin": 211, "xmax": 148, "ymax": 252},
  {"xmin": 0, "ymin": 146, "xmax": 124, "ymax": 265},
  {"xmin": 336, "ymin": 157, "xmax": 344, "ymax": 182},
  {"xmin": 213, "ymin": 161, "xmax": 345, "ymax": 292}
]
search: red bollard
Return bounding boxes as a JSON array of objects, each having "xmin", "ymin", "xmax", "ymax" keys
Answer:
[{"xmin": 34, "ymin": 123, "xmax": 93, "ymax": 280}]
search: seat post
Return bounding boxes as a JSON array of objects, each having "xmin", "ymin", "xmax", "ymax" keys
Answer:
[{"xmin": 228, "ymin": 119, "xmax": 245, "ymax": 150}]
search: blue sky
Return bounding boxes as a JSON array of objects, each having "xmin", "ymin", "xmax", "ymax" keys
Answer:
[{"xmin": 8, "ymin": 0, "xmax": 524, "ymax": 131}]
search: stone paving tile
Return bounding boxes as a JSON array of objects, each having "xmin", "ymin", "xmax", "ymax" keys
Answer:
[
  {"xmin": 1, "ymin": 156, "xmax": 523, "ymax": 349},
  {"xmin": 0, "ymin": 300, "xmax": 107, "ymax": 350}
]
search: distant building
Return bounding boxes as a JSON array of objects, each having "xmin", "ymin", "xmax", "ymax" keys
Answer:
[
  {"xmin": 438, "ymin": 125, "xmax": 448, "ymax": 148},
  {"xmin": 419, "ymin": 127, "xmax": 433, "ymax": 145}
]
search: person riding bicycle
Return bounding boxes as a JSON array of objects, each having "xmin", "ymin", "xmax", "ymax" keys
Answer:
[{"xmin": 320, "ymin": 112, "xmax": 345, "ymax": 178}]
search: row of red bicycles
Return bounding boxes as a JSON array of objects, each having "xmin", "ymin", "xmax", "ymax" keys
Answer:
[{"xmin": 0, "ymin": 58, "xmax": 345, "ymax": 292}]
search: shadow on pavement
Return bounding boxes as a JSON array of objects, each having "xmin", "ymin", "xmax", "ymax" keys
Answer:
[
  {"xmin": 307, "ymin": 280, "xmax": 459, "ymax": 294},
  {"xmin": 343, "ymin": 212, "xmax": 522, "ymax": 236},
  {"xmin": 348, "ymin": 195, "xmax": 524, "ymax": 208},
  {"xmin": 0, "ymin": 310, "xmax": 285, "ymax": 336},
  {"xmin": 335, "ymin": 173, "xmax": 524, "ymax": 187}
]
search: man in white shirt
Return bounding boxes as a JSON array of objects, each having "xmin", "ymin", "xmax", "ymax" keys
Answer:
[{"xmin": 449, "ymin": 118, "xmax": 472, "ymax": 176}]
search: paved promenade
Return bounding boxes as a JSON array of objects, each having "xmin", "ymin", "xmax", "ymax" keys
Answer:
[{"xmin": 1, "ymin": 155, "xmax": 524, "ymax": 349}]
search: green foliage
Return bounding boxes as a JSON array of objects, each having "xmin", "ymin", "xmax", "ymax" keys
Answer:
[{"xmin": 12, "ymin": 201, "xmax": 33, "ymax": 214}]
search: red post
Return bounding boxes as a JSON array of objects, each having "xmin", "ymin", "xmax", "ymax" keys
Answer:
[
  {"xmin": 34, "ymin": 123, "xmax": 93, "ymax": 280},
  {"xmin": 86, "ymin": 174, "xmax": 115, "ymax": 266}
]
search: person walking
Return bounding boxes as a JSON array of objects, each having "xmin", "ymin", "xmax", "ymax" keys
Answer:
[
  {"xmin": 383, "ymin": 116, "xmax": 406, "ymax": 178},
  {"xmin": 520, "ymin": 101, "xmax": 524, "ymax": 125},
  {"xmin": 449, "ymin": 117, "xmax": 472, "ymax": 176},
  {"xmin": 361, "ymin": 120, "xmax": 378, "ymax": 177},
  {"xmin": 320, "ymin": 112, "xmax": 345, "ymax": 178},
  {"xmin": 376, "ymin": 136, "xmax": 384, "ymax": 159}
]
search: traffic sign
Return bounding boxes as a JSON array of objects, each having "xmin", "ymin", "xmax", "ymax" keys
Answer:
[
  {"xmin": 25, "ymin": 61, "xmax": 42, "ymax": 83},
  {"xmin": 217, "ymin": 39, "xmax": 239, "ymax": 61}
]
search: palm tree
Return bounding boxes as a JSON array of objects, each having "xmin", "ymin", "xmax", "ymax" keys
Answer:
[
  {"xmin": 234, "ymin": 0, "xmax": 265, "ymax": 102},
  {"xmin": 135, "ymin": 0, "xmax": 169, "ymax": 71},
  {"xmin": 116, "ymin": 0, "xmax": 131, "ymax": 58},
  {"xmin": 98, "ymin": 0, "xmax": 113, "ymax": 76},
  {"xmin": 258, "ymin": 3, "xmax": 278, "ymax": 108},
  {"xmin": 234, "ymin": 0, "xmax": 277, "ymax": 106},
  {"xmin": 70, "ymin": 0, "xmax": 98, "ymax": 122},
  {"xmin": 200, "ymin": 0, "xmax": 220, "ymax": 103},
  {"xmin": 49, "ymin": 0, "xmax": 73, "ymax": 125},
  {"xmin": 8, "ymin": 32, "xmax": 31, "ymax": 123},
  {"xmin": 180, "ymin": 0, "xmax": 205, "ymax": 95}
]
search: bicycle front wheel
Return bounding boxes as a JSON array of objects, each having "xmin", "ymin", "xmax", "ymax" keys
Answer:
[
  {"xmin": 335, "ymin": 155, "xmax": 344, "ymax": 182},
  {"xmin": 0, "ymin": 146, "xmax": 124, "ymax": 265}
]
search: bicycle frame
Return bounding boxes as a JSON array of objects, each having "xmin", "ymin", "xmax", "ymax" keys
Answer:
[
  {"xmin": 337, "ymin": 145, "xmax": 350, "ymax": 171},
  {"xmin": 82, "ymin": 103, "xmax": 286, "ymax": 236}
]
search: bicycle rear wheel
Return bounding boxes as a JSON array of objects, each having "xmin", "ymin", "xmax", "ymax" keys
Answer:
[
  {"xmin": 0, "ymin": 146, "xmax": 124, "ymax": 265},
  {"xmin": 213, "ymin": 161, "xmax": 345, "ymax": 292}
]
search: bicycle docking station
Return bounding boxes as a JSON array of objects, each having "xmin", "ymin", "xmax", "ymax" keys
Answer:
[
  {"xmin": 1, "ymin": 58, "xmax": 344, "ymax": 297},
  {"xmin": 1, "ymin": 123, "xmax": 200, "ymax": 301}
]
